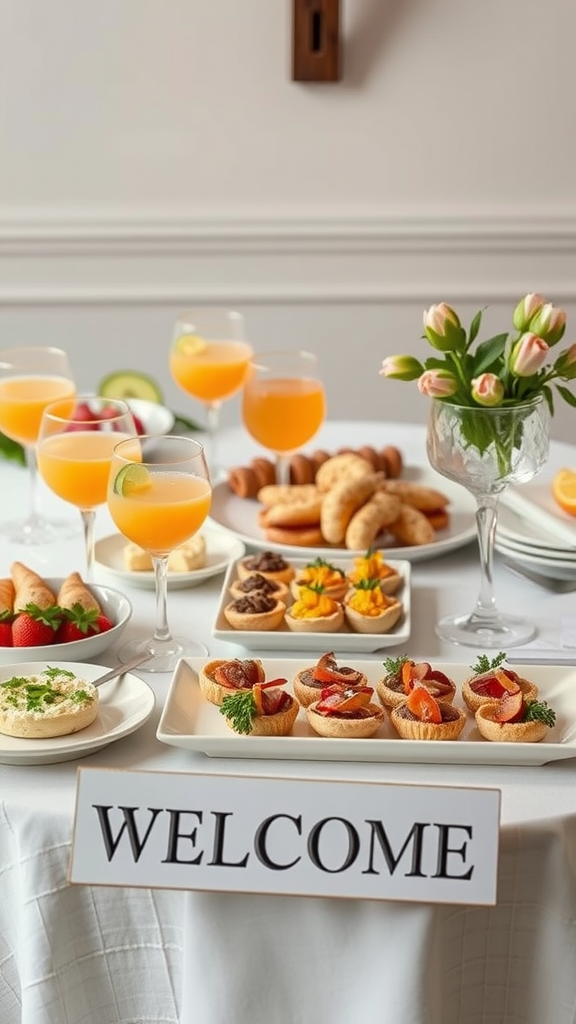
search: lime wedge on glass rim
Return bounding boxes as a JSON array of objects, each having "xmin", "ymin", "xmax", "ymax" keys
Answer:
[
  {"xmin": 113, "ymin": 464, "xmax": 151, "ymax": 496},
  {"xmin": 175, "ymin": 333, "xmax": 208, "ymax": 356}
]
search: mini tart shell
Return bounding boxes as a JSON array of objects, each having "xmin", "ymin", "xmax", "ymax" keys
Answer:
[
  {"xmin": 237, "ymin": 557, "xmax": 295, "ymax": 585},
  {"xmin": 462, "ymin": 675, "xmax": 539, "ymax": 714},
  {"xmin": 292, "ymin": 667, "xmax": 369, "ymax": 708},
  {"xmin": 224, "ymin": 696, "xmax": 300, "ymax": 737},
  {"xmin": 229, "ymin": 577, "xmax": 290, "ymax": 604},
  {"xmin": 390, "ymin": 702, "xmax": 466, "ymax": 742},
  {"xmin": 346, "ymin": 570, "xmax": 402, "ymax": 596},
  {"xmin": 223, "ymin": 599, "xmax": 286, "ymax": 632},
  {"xmin": 284, "ymin": 604, "xmax": 345, "ymax": 634},
  {"xmin": 376, "ymin": 674, "xmax": 457, "ymax": 711},
  {"xmin": 475, "ymin": 705, "xmax": 549, "ymax": 743},
  {"xmin": 343, "ymin": 598, "xmax": 403, "ymax": 635},
  {"xmin": 306, "ymin": 701, "xmax": 385, "ymax": 739},
  {"xmin": 198, "ymin": 658, "xmax": 263, "ymax": 707}
]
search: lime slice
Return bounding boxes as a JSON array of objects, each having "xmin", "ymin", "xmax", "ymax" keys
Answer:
[
  {"xmin": 98, "ymin": 370, "xmax": 164, "ymax": 403},
  {"xmin": 113, "ymin": 464, "xmax": 151, "ymax": 496},
  {"xmin": 175, "ymin": 333, "xmax": 208, "ymax": 356}
]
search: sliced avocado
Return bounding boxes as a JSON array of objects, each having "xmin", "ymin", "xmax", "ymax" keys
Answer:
[{"xmin": 98, "ymin": 370, "xmax": 164, "ymax": 404}]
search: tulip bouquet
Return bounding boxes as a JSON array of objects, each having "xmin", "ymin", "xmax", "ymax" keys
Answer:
[{"xmin": 380, "ymin": 294, "xmax": 576, "ymax": 463}]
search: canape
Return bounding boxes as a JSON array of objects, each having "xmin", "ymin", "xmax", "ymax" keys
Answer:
[
  {"xmin": 223, "ymin": 594, "xmax": 286, "ymax": 632},
  {"xmin": 236, "ymin": 551, "xmax": 295, "ymax": 585},
  {"xmin": 475, "ymin": 691, "xmax": 556, "ymax": 743},
  {"xmin": 376, "ymin": 656, "xmax": 456, "ymax": 710},
  {"xmin": 293, "ymin": 651, "xmax": 369, "ymax": 707},
  {"xmin": 343, "ymin": 579, "xmax": 403, "ymax": 634},
  {"xmin": 289, "ymin": 557, "xmax": 348, "ymax": 602},
  {"xmin": 390, "ymin": 686, "xmax": 466, "ymax": 742},
  {"xmin": 306, "ymin": 683, "xmax": 385, "ymax": 739},
  {"xmin": 220, "ymin": 678, "xmax": 299, "ymax": 736},
  {"xmin": 229, "ymin": 572, "xmax": 290, "ymax": 605},
  {"xmin": 285, "ymin": 585, "xmax": 344, "ymax": 634},
  {"xmin": 346, "ymin": 548, "xmax": 403, "ymax": 596},
  {"xmin": 198, "ymin": 658, "xmax": 266, "ymax": 706},
  {"xmin": 462, "ymin": 653, "xmax": 538, "ymax": 713}
]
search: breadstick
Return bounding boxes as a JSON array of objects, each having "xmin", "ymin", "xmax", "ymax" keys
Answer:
[
  {"xmin": 11, "ymin": 562, "xmax": 57, "ymax": 611},
  {"xmin": 0, "ymin": 579, "xmax": 15, "ymax": 617},
  {"xmin": 320, "ymin": 472, "xmax": 384, "ymax": 545},
  {"xmin": 57, "ymin": 572, "xmax": 101, "ymax": 613}
]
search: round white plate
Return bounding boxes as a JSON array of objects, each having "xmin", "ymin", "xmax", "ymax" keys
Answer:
[
  {"xmin": 0, "ymin": 660, "xmax": 155, "ymax": 765},
  {"xmin": 208, "ymin": 466, "xmax": 478, "ymax": 561},
  {"xmin": 494, "ymin": 541, "xmax": 576, "ymax": 580},
  {"xmin": 494, "ymin": 532, "xmax": 576, "ymax": 563},
  {"xmin": 94, "ymin": 525, "xmax": 246, "ymax": 590}
]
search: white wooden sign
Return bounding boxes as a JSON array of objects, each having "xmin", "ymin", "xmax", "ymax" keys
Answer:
[{"xmin": 69, "ymin": 767, "xmax": 501, "ymax": 905}]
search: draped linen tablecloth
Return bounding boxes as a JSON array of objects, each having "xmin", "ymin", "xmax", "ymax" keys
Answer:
[{"xmin": 2, "ymin": 421, "xmax": 576, "ymax": 1024}]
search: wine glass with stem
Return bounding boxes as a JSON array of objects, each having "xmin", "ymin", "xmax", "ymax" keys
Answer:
[
  {"xmin": 241, "ymin": 350, "xmax": 326, "ymax": 485},
  {"xmin": 169, "ymin": 307, "xmax": 253, "ymax": 479},
  {"xmin": 37, "ymin": 395, "xmax": 137, "ymax": 580},
  {"xmin": 426, "ymin": 395, "xmax": 550, "ymax": 648},
  {"xmin": 0, "ymin": 345, "xmax": 77, "ymax": 545},
  {"xmin": 107, "ymin": 434, "xmax": 212, "ymax": 672}
]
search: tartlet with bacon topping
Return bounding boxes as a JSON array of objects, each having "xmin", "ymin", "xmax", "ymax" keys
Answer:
[
  {"xmin": 290, "ymin": 557, "xmax": 348, "ymax": 602},
  {"xmin": 284, "ymin": 584, "xmax": 344, "ymax": 633},
  {"xmin": 475, "ymin": 690, "xmax": 555, "ymax": 743},
  {"xmin": 292, "ymin": 651, "xmax": 369, "ymax": 707},
  {"xmin": 346, "ymin": 548, "xmax": 402, "ymax": 596},
  {"xmin": 343, "ymin": 578, "xmax": 403, "ymax": 634},
  {"xmin": 220, "ymin": 677, "xmax": 299, "ymax": 736},
  {"xmin": 376, "ymin": 656, "xmax": 456, "ymax": 710},
  {"xmin": 198, "ymin": 658, "xmax": 266, "ymax": 706},
  {"xmin": 461, "ymin": 652, "xmax": 538, "ymax": 713},
  {"xmin": 390, "ymin": 686, "xmax": 466, "ymax": 742},
  {"xmin": 306, "ymin": 683, "xmax": 385, "ymax": 739}
]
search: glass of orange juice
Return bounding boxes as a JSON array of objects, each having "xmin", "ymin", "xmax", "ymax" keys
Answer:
[
  {"xmin": 169, "ymin": 308, "xmax": 252, "ymax": 477},
  {"xmin": 241, "ymin": 350, "xmax": 326, "ymax": 485},
  {"xmin": 0, "ymin": 346, "xmax": 76, "ymax": 544},
  {"xmin": 107, "ymin": 435, "xmax": 212, "ymax": 672},
  {"xmin": 38, "ymin": 396, "xmax": 137, "ymax": 579}
]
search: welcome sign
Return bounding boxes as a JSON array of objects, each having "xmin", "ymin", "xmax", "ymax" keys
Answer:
[{"xmin": 69, "ymin": 768, "xmax": 501, "ymax": 905}]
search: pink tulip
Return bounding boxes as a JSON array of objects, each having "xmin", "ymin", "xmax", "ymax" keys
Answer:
[
  {"xmin": 527, "ymin": 303, "xmax": 566, "ymax": 346},
  {"xmin": 417, "ymin": 369, "xmax": 458, "ymax": 399},
  {"xmin": 422, "ymin": 303, "xmax": 464, "ymax": 352},
  {"xmin": 470, "ymin": 373, "xmax": 504, "ymax": 406},
  {"xmin": 554, "ymin": 343, "xmax": 576, "ymax": 379},
  {"xmin": 379, "ymin": 355, "xmax": 422, "ymax": 381},
  {"xmin": 512, "ymin": 293, "xmax": 547, "ymax": 332},
  {"xmin": 509, "ymin": 333, "xmax": 549, "ymax": 377}
]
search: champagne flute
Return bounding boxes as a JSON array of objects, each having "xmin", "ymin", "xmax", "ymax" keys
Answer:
[
  {"xmin": 169, "ymin": 307, "xmax": 253, "ymax": 478},
  {"xmin": 107, "ymin": 435, "xmax": 212, "ymax": 672},
  {"xmin": 0, "ymin": 346, "xmax": 76, "ymax": 545},
  {"xmin": 241, "ymin": 350, "xmax": 326, "ymax": 484},
  {"xmin": 37, "ymin": 395, "xmax": 137, "ymax": 580}
]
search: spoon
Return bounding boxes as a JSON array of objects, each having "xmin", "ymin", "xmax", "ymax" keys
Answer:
[{"xmin": 93, "ymin": 652, "xmax": 152, "ymax": 687}]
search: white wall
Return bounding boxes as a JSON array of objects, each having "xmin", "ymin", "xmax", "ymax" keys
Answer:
[{"xmin": 1, "ymin": 0, "xmax": 575, "ymax": 443}]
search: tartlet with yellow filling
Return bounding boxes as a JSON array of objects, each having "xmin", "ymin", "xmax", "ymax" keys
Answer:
[
  {"xmin": 284, "ymin": 585, "xmax": 344, "ymax": 634},
  {"xmin": 343, "ymin": 578, "xmax": 403, "ymax": 634},
  {"xmin": 346, "ymin": 548, "xmax": 402, "ymax": 596}
]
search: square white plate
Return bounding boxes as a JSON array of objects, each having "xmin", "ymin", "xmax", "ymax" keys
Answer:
[
  {"xmin": 156, "ymin": 658, "xmax": 575, "ymax": 766},
  {"xmin": 212, "ymin": 557, "xmax": 411, "ymax": 653}
]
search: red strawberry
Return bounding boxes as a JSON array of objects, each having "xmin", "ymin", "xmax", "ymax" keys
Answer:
[
  {"xmin": 54, "ymin": 604, "xmax": 114, "ymax": 644},
  {"xmin": 0, "ymin": 621, "xmax": 13, "ymax": 647},
  {"xmin": 12, "ymin": 603, "xmax": 62, "ymax": 648}
]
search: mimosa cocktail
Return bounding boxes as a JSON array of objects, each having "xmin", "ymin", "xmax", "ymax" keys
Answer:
[
  {"xmin": 241, "ymin": 350, "xmax": 326, "ymax": 484},
  {"xmin": 0, "ymin": 346, "xmax": 76, "ymax": 545},
  {"xmin": 169, "ymin": 308, "xmax": 252, "ymax": 477},
  {"xmin": 107, "ymin": 435, "xmax": 212, "ymax": 671},
  {"xmin": 38, "ymin": 396, "xmax": 136, "ymax": 578}
]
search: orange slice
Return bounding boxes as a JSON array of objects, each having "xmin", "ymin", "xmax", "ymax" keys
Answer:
[
  {"xmin": 406, "ymin": 686, "xmax": 442, "ymax": 724},
  {"xmin": 551, "ymin": 468, "xmax": 576, "ymax": 516}
]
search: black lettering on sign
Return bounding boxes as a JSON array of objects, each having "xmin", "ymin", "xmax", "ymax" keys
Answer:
[
  {"xmin": 363, "ymin": 821, "xmax": 429, "ymax": 877},
  {"xmin": 254, "ymin": 814, "xmax": 302, "ymax": 870},
  {"xmin": 93, "ymin": 805, "xmax": 163, "ymax": 862}
]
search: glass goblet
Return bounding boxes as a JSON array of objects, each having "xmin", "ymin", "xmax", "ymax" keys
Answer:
[
  {"xmin": 169, "ymin": 307, "xmax": 252, "ymax": 478},
  {"xmin": 37, "ymin": 396, "xmax": 137, "ymax": 580},
  {"xmin": 241, "ymin": 350, "xmax": 326, "ymax": 485},
  {"xmin": 426, "ymin": 395, "xmax": 550, "ymax": 648},
  {"xmin": 0, "ymin": 345, "xmax": 76, "ymax": 544},
  {"xmin": 107, "ymin": 435, "xmax": 212, "ymax": 672}
]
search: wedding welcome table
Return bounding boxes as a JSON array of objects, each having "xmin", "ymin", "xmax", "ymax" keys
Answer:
[{"xmin": 2, "ymin": 421, "xmax": 576, "ymax": 1024}]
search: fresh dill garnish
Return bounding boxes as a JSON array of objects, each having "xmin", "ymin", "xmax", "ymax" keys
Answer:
[
  {"xmin": 220, "ymin": 690, "xmax": 257, "ymax": 734},
  {"xmin": 44, "ymin": 666, "xmax": 75, "ymax": 679},
  {"xmin": 471, "ymin": 652, "xmax": 507, "ymax": 674},
  {"xmin": 523, "ymin": 700, "xmax": 556, "ymax": 727},
  {"xmin": 382, "ymin": 654, "xmax": 408, "ymax": 676}
]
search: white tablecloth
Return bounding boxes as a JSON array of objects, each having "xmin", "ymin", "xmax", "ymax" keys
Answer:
[{"xmin": 2, "ymin": 420, "xmax": 576, "ymax": 1024}]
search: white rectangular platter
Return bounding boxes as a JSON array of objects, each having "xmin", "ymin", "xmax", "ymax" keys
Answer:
[
  {"xmin": 156, "ymin": 658, "xmax": 576, "ymax": 767},
  {"xmin": 212, "ymin": 558, "xmax": 411, "ymax": 653}
]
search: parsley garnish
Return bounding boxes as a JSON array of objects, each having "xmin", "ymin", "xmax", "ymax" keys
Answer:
[
  {"xmin": 523, "ymin": 700, "xmax": 556, "ymax": 727},
  {"xmin": 471, "ymin": 652, "xmax": 507, "ymax": 674},
  {"xmin": 220, "ymin": 690, "xmax": 257, "ymax": 734},
  {"xmin": 383, "ymin": 654, "xmax": 409, "ymax": 676}
]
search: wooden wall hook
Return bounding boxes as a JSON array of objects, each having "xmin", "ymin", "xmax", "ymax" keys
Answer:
[{"xmin": 292, "ymin": 0, "xmax": 341, "ymax": 83}]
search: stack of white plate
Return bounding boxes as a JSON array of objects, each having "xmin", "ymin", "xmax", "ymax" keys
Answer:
[{"xmin": 495, "ymin": 483, "xmax": 576, "ymax": 581}]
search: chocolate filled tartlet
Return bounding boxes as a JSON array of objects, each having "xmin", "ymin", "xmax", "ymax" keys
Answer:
[
  {"xmin": 223, "ymin": 593, "xmax": 286, "ymax": 631},
  {"xmin": 237, "ymin": 550, "xmax": 295, "ymax": 585},
  {"xmin": 229, "ymin": 571, "xmax": 290, "ymax": 605}
]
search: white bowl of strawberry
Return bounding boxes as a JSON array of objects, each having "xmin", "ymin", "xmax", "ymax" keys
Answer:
[{"xmin": 0, "ymin": 574, "xmax": 132, "ymax": 664}]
